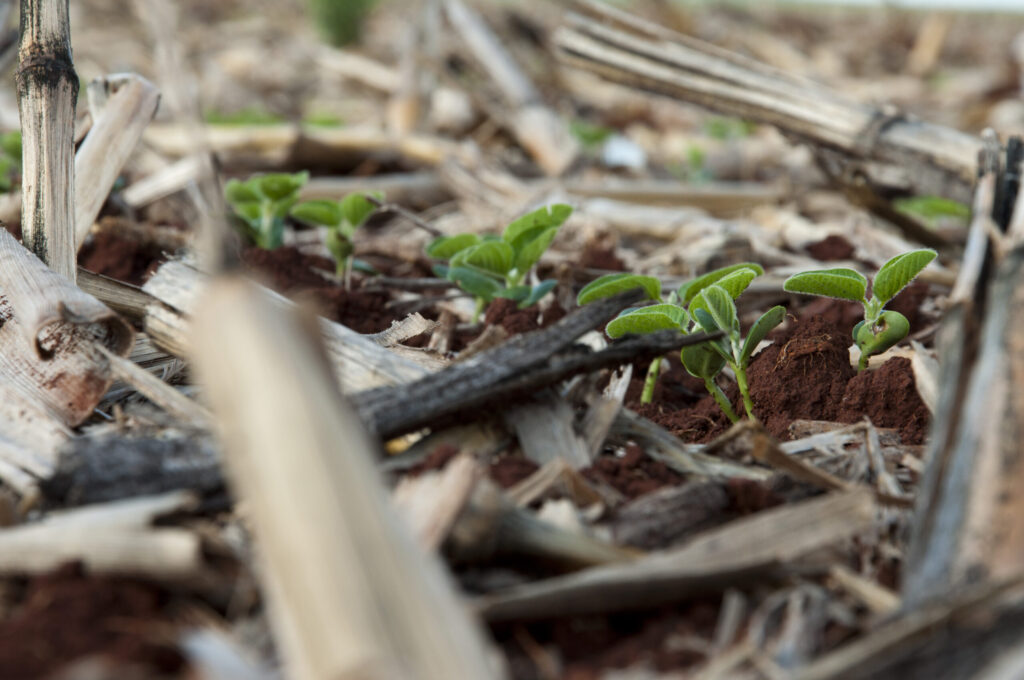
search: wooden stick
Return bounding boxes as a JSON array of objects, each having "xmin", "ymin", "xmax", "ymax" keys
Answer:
[
  {"xmin": 16, "ymin": 0, "xmax": 78, "ymax": 279},
  {"xmin": 192, "ymin": 276, "xmax": 499, "ymax": 680},
  {"xmin": 556, "ymin": 1, "xmax": 981, "ymax": 204},
  {"xmin": 74, "ymin": 73, "xmax": 160, "ymax": 247}
]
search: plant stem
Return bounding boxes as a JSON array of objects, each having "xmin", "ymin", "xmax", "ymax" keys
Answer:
[
  {"xmin": 735, "ymin": 365, "xmax": 755, "ymax": 419},
  {"xmin": 472, "ymin": 297, "xmax": 486, "ymax": 323},
  {"xmin": 640, "ymin": 357, "xmax": 662, "ymax": 404},
  {"xmin": 857, "ymin": 352, "xmax": 869, "ymax": 371},
  {"xmin": 705, "ymin": 377, "xmax": 739, "ymax": 423}
]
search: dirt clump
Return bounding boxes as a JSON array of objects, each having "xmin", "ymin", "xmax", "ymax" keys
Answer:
[
  {"xmin": 490, "ymin": 455, "xmax": 540, "ymax": 488},
  {"xmin": 241, "ymin": 246, "xmax": 393, "ymax": 332},
  {"xmin": 79, "ymin": 230, "xmax": 167, "ymax": 285},
  {"xmin": 838, "ymin": 356, "xmax": 929, "ymax": 444},
  {"xmin": 0, "ymin": 563, "xmax": 185, "ymax": 679},
  {"xmin": 583, "ymin": 443, "xmax": 685, "ymax": 499},
  {"xmin": 483, "ymin": 298, "xmax": 566, "ymax": 336},
  {"xmin": 806, "ymin": 234, "xmax": 855, "ymax": 261},
  {"xmin": 746, "ymin": 315, "xmax": 855, "ymax": 439},
  {"xmin": 580, "ymin": 241, "xmax": 625, "ymax": 271}
]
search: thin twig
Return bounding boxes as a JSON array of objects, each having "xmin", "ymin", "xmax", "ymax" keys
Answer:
[{"xmin": 366, "ymin": 194, "xmax": 443, "ymax": 237}]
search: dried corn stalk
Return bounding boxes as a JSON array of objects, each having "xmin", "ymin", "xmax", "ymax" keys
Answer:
[{"xmin": 17, "ymin": 0, "xmax": 78, "ymax": 278}]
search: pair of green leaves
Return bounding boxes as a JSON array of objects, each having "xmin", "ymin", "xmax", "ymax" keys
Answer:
[
  {"xmin": 578, "ymin": 262, "xmax": 785, "ymax": 420},
  {"xmin": 783, "ymin": 248, "xmax": 936, "ymax": 369},
  {"xmin": 224, "ymin": 171, "xmax": 310, "ymax": 249},
  {"xmin": 426, "ymin": 204, "xmax": 571, "ymax": 313},
  {"xmin": 290, "ymin": 192, "xmax": 381, "ymax": 274}
]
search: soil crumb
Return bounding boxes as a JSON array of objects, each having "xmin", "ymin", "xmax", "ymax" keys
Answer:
[
  {"xmin": 583, "ymin": 443, "xmax": 685, "ymax": 499},
  {"xmin": 79, "ymin": 230, "xmax": 167, "ymax": 285},
  {"xmin": 806, "ymin": 234, "xmax": 855, "ymax": 261},
  {"xmin": 838, "ymin": 356, "xmax": 929, "ymax": 444},
  {"xmin": 0, "ymin": 563, "xmax": 185, "ymax": 678}
]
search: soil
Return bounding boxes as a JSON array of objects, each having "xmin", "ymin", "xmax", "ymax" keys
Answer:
[
  {"xmin": 484, "ymin": 297, "xmax": 568, "ymax": 336},
  {"xmin": 579, "ymin": 242, "xmax": 626, "ymax": 271},
  {"xmin": 630, "ymin": 313, "xmax": 930, "ymax": 445},
  {"xmin": 583, "ymin": 443, "xmax": 685, "ymax": 499},
  {"xmin": 405, "ymin": 443, "xmax": 540, "ymax": 489},
  {"xmin": 805, "ymin": 234, "xmax": 855, "ymax": 261},
  {"xmin": 78, "ymin": 230, "xmax": 168, "ymax": 286},
  {"xmin": 0, "ymin": 563, "xmax": 185, "ymax": 679},
  {"xmin": 495, "ymin": 599, "xmax": 720, "ymax": 679},
  {"xmin": 241, "ymin": 246, "xmax": 394, "ymax": 332}
]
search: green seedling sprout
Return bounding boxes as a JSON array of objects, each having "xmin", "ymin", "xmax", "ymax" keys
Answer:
[
  {"xmin": 224, "ymin": 171, "xmax": 309, "ymax": 249},
  {"xmin": 783, "ymin": 249, "xmax": 936, "ymax": 371},
  {"xmin": 578, "ymin": 263, "xmax": 785, "ymax": 422},
  {"xmin": 0, "ymin": 131, "xmax": 21, "ymax": 194},
  {"xmin": 290, "ymin": 192, "xmax": 381, "ymax": 289},
  {"xmin": 426, "ymin": 204, "xmax": 571, "ymax": 323}
]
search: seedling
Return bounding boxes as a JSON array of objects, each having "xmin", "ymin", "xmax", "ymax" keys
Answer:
[
  {"xmin": 290, "ymin": 192, "xmax": 381, "ymax": 288},
  {"xmin": 426, "ymin": 204, "xmax": 571, "ymax": 322},
  {"xmin": 0, "ymin": 131, "xmax": 21, "ymax": 193},
  {"xmin": 783, "ymin": 249, "xmax": 936, "ymax": 371},
  {"xmin": 224, "ymin": 171, "xmax": 309, "ymax": 249},
  {"xmin": 578, "ymin": 263, "xmax": 785, "ymax": 422}
]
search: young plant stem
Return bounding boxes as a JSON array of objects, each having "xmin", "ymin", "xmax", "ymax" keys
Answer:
[
  {"xmin": 472, "ymin": 297, "xmax": 486, "ymax": 324},
  {"xmin": 858, "ymin": 352, "xmax": 869, "ymax": 372},
  {"xmin": 705, "ymin": 378, "xmax": 739, "ymax": 423},
  {"xmin": 735, "ymin": 366, "xmax": 755, "ymax": 419},
  {"xmin": 640, "ymin": 357, "xmax": 662, "ymax": 404}
]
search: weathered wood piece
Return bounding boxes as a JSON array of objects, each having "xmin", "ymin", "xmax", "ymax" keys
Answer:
[
  {"xmin": 555, "ymin": 0, "xmax": 981, "ymax": 204},
  {"xmin": 192, "ymin": 277, "xmax": 500, "ymax": 680},
  {"xmin": 75, "ymin": 73, "xmax": 160, "ymax": 247},
  {"xmin": 42, "ymin": 429, "xmax": 222, "ymax": 507},
  {"xmin": 903, "ymin": 141, "xmax": 1024, "ymax": 608},
  {"xmin": 477, "ymin": 489, "xmax": 876, "ymax": 621},
  {"xmin": 445, "ymin": 0, "xmax": 578, "ymax": 175},
  {"xmin": 0, "ymin": 490, "xmax": 200, "ymax": 577},
  {"xmin": 17, "ymin": 0, "xmax": 78, "ymax": 278},
  {"xmin": 356, "ymin": 290, "xmax": 722, "ymax": 440}
]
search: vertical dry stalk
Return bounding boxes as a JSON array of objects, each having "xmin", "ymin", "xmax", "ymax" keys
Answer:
[
  {"xmin": 193, "ymin": 278, "xmax": 500, "ymax": 680},
  {"xmin": 16, "ymin": 0, "xmax": 78, "ymax": 280}
]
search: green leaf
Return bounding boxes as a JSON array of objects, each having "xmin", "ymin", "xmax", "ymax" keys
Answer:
[
  {"xmin": 680, "ymin": 341, "xmax": 726, "ymax": 380},
  {"xmin": 432, "ymin": 264, "xmax": 449, "ymax": 279},
  {"xmin": 606, "ymin": 304, "xmax": 686, "ymax": 338},
  {"xmin": 426, "ymin": 234, "xmax": 480, "ymax": 259},
  {"xmin": 326, "ymin": 228, "xmax": 354, "ymax": 263},
  {"xmin": 503, "ymin": 204, "xmax": 573, "ymax": 251},
  {"xmin": 709, "ymin": 268, "xmax": 758, "ymax": 300},
  {"xmin": 512, "ymin": 226, "xmax": 558, "ymax": 281},
  {"xmin": 577, "ymin": 273, "xmax": 662, "ymax": 306},
  {"xmin": 460, "ymin": 240, "xmax": 514, "ymax": 277},
  {"xmin": 446, "ymin": 266, "xmax": 503, "ymax": 302},
  {"xmin": 234, "ymin": 202, "xmax": 262, "ymax": 225},
  {"xmin": 338, "ymin": 192, "xmax": 381, "ymax": 230},
  {"xmin": 224, "ymin": 178, "xmax": 261, "ymax": 205},
  {"xmin": 872, "ymin": 249, "xmax": 936, "ymax": 305},
  {"xmin": 740, "ymin": 305, "xmax": 786, "ymax": 366},
  {"xmin": 783, "ymin": 268, "xmax": 867, "ymax": 303},
  {"xmin": 519, "ymin": 280, "xmax": 557, "ymax": 308},
  {"xmin": 0, "ymin": 131, "xmax": 21, "ymax": 161},
  {"xmin": 291, "ymin": 200, "xmax": 344, "ymax": 228},
  {"xmin": 894, "ymin": 196, "xmax": 969, "ymax": 221},
  {"xmin": 678, "ymin": 262, "xmax": 765, "ymax": 304},
  {"xmin": 495, "ymin": 285, "xmax": 531, "ymax": 302},
  {"xmin": 690, "ymin": 309, "xmax": 732, "ymax": 362},
  {"xmin": 696, "ymin": 285, "xmax": 738, "ymax": 333},
  {"xmin": 350, "ymin": 258, "xmax": 377, "ymax": 275},
  {"xmin": 257, "ymin": 171, "xmax": 308, "ymax": 201}
]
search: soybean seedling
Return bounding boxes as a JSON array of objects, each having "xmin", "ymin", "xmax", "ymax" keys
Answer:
[
  {"xmin": 290, "ymin": 192, "xmax": 381, "ymax": 289},
  {"xmin": 783, "ymin": 249, "xmax": 936, "ymax": 371},
  {"xmin": 578, "ymin": 263, "xmax": 785, "ymax": 422},
  {"xmin": 224, "ymin": 171, "xmax": 309, "ymax": 249},
  {"xmin": 426, "ymin": 204, "xmax": 571, "ymax": 322}
]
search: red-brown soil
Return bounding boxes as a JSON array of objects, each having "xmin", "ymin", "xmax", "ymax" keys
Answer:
[
  {"xmin": 805, "ymin": 234, "xmax": 855, "ymax": 261},
  {"xmin": 582, "ymin": 443, "xmax": 685, "ymax": 499},
  {"xmin": 495, "ymin": 600, "xmax": 720, "ymax": 679},
  {"xmin": 631, "ymin": 313, "xmax": 930, "ymax": 445},
  {"xmin": 241, "ymin": 246, "xmax": 394, "ymax": 332},
  {"xmin": 484, "ymin": 297, "xmax": 568, "ymax": 336},
  {"xmin": 79, "ymin": 230, "xmax": 168, "ymax": 286},
  {"xmin": 0, "ymin": 563, "xmax": 185, "ymax": 679}
]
